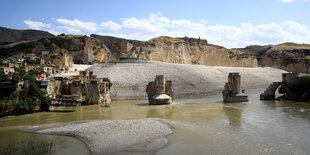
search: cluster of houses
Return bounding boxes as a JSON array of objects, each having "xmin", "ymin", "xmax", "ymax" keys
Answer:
[
  {"xmin": 0, "ymin": 51, "xmax": 78, "ymax": 110},
  {"xmin": 47, "ymin": 71, "xmax": 111, "ymax": 111},
  {"xmin": 1, "ymin": 50, "xmax": 112, "ymax": 111},
  {"xmin": 0, "ymin": 51, "xmax": 69, "ymax": 77}
]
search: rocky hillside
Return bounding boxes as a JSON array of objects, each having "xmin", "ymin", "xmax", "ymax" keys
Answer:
[
  {"xmin": 0, "ymin": 27, "xmax": 54, "ymax": 45},
  {"xmin": 0, "ymin": 35, "xmax": 110, "ymax": 64},
  {"xmin": 90, "ymin": 34, "xmax": 144, "ymax": 60},
  {"xmin": 92, "ymin": 35, "xmax": 258, "ymax": 67},
  {"xmin": 233, "ymin": 42, "xmax": 310, "ymax": 73}
]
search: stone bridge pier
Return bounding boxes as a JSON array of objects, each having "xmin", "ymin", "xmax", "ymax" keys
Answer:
[
  {"xmin": 222, "ymin": 73, "xmax": 249, "ymax": 102},
  {"xmin": 260, "ymin": 73, "xmax": 298, "ymax": 100},
  {"xmin": 146, "ymin": 75, "xmax": 173, "ymax": 105}
]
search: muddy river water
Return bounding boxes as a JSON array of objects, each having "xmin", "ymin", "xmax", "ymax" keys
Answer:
[{"xmin": 1, "ymin": 88, "xmax": 310, "ymax": 155}]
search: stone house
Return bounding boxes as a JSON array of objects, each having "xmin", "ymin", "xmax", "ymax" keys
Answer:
[
  {"xmin": 2, "ymin": 60, "xmax": 9, "ymax": 64},
  {"xmin": 41, "ymin": 51, "xmax": 49, "ymax": 56},
  {"xmin": 17, "ymin": 58, "xmax": 25, "ymax": 62},
  {"xmin": 32, "ymin": 72, "xmax": 46, "ymax": 80},
  {"xmin": 26, "ymin": 53, "xmax": 36, "ymax": 61},
  {"xmin": 0, "ymin": 67, "xmax": 15, "ymax": 75},
  {"xmin": 37, "ymin": 58, "xmax": 45, "ymax": 65},
  {"xmin": 73, "ymin": 75, "xmax": 80, "ymax": 81},
  {"xmin": 17, "ymin": 80, "xmax": 24, "ymax": 89},
  {"xmin": 43, "ymin": 66, "xmax": 53, "ymax": 74},
  {"xmin": 0, "ymin": 63, "xmax": 14, "ymax": 68},
  {"xmin": 24, "ymin": 64, "xmax": 40, "ymax": 72}
]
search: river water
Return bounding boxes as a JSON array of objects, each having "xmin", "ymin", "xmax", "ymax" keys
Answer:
[{"xmin": 1, "ymin": 88, "xmax": 310, "ymax": 155}]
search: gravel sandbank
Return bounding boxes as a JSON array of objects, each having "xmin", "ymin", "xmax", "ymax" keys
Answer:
[{"xmin": 35, "ymin": 119, "xmax": 172, "ymax": 154}]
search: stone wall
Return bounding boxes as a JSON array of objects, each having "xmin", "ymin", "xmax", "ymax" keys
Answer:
[{"xmin": 46, "ymin": 80, "xmax": 62, "ymax": 98}]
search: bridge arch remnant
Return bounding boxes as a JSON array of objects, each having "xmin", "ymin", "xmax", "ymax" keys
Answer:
[{"xmin": 260, "ymin": 73, "xmax": 298, "ymax": 100}]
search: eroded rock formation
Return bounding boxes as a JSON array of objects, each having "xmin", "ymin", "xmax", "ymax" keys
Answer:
[
  {"xmin": 260, "ymin": 46, "xmax": 310, "ymax": 73},
  {"xmin": 233, "ymin": 43, "xmax": 310, "ymax": 73}
]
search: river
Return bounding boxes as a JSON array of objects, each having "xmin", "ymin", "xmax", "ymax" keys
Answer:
[{"xmin": 0, "ymin": 88, "xmax": 310, "ymax": 154}]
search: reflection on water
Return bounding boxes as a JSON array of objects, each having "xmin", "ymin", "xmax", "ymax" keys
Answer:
[
  {"xmin": 1, "ymin": 88, "xmax": 310, "ymax": 154},
  {"xmin": 223, "ymin": 103, "xmax": 245, "ymax": 127},
  {"xmin": 146, "ymin": 105, "xmax": 174, "ymax": 119}
]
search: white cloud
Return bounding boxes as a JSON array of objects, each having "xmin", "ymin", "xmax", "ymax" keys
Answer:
[
  {"xmin": 100, "ymin": 21, "xmax": 121, "ymax": 32},
  {"xmin": 200, "ymin": 19, "xmax": 207, "ymax": 24},
  {"xmin": 97, "ymin": 13, "xmax": 310, "ymax": 48},
  {"xmin": 281, "ymin": 0, "xmax": 309, "ymax": 2},
  {"xmin": 56, "ymin": 19, "xmax": 98, "ymax": 33},
  {"xmin": 24, "ymin": 13, "xmax": 310, "ymax": 48},
  {"xmin": 24, "ymin": 20, "xmax": 51, "ymax": 30},
  {"xmin": 281, "ymin": 0, "xmax": 294, "ymax": 2},
  {"xmin": 56, "ymin": 26, "xmax": 82, "ymax": 34}
]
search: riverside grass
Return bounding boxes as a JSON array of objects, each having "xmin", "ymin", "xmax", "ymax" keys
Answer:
[{"xmin": 0, "ymin": 140, "xmax": 53, "ymax": 155}]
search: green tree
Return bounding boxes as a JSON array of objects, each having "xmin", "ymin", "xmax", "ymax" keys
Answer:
[{"xmin": 102, "ymin": 77, "xmax": 113, "ymax": 89}]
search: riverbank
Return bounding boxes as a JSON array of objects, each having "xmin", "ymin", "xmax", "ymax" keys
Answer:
[
  {"xmin": 88, "ymin": 61, "xmax": 287, "ymax": 100},
  {"xmin": 33, "ymin": 118, "xmax": 172, "ymax": 154}
]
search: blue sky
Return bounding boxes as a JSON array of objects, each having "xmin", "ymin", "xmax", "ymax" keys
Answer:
[{"xmin": 1, "ymin": 0, "xmax": 310, "ymax": 47}]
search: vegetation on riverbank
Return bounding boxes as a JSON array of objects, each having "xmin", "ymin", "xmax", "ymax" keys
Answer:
[
  {"xmin": 289, "ymin": 76, "xmax": 310, "ymax": 101},
  {"xmin": 0, "ymin": 73, "xmax": 50, "ymax": 117},
  {"xmin": 102, "ymin": 77, "xmax": 112, "ymax": 89},
  {"xmin": 0, "ymin": 140, "xmax": 53, "ymax": 155}
]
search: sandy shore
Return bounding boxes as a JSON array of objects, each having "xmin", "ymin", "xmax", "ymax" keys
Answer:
[
  {"xmin": 35, "ymin": 119, "xmax": 172, "ymax": 154},
  {"xmin": 88, "ymin": 61, "xmax": 287, "ymax": 100}
]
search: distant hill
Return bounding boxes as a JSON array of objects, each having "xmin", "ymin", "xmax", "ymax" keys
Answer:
[{"xmin": 0, "ymin": 27, "xmax": 54, "ymax": 45}]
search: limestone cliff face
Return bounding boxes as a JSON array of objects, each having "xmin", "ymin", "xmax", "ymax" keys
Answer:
[
  {"xmin": 50, "ymin": 50, "xmax": 74, "ymax": 72},
  {"xmin": 260, "ymin": 46, "xmax": 310, "ymax": 73},
  {"xmin": 47, "ymin": 36, "xmax": 110, "ymax": 64},
  {"xmin": 93, "ymin": 36, "xmax": 258, "ymax": 67}
]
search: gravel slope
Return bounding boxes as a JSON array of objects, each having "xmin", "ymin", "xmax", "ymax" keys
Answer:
[{"xmin": 88, "ymin": 61, "xmax": 287, "ymax": 100}]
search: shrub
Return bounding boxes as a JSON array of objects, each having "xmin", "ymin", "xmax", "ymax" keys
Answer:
[
  {"xmin": 24, "ymin": 73, "xmax": 36, "ymax": 81},
  {"xmin": 15, "ymin": 68, "xmax": 26, "ymax": 76},
  {"xmin": 24, "ymin": 59, "xmax": 36, "ymax": 64},
  {"xmin": 102, "ymin": 77, "xmax": 113, "ymax": 89},
  {"xmin": 13, "ymin": 73, "xmax": 51, "ymax": 115},
  {"xmin": 50, "ymin": 53, "xmax": 61, "ymax": 59},
  {"xmin": 290, "ymin": 76, "xmax": 310, "ymax": 95},
  {"xmin": 278, "ymin": 85, "xmax": 287, "ymax": 94}
]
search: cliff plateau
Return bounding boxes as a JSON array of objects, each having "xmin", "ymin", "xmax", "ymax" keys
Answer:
[{"xmin": 91, "ymin": 35, "xmax": 258, "ymax": 67}]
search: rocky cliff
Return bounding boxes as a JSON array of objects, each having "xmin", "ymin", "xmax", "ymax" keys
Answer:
[
  {"xmin": 0, "ymin": 27, "xmax": 54, "ymax": 45},
  {"xmin": 92, "ymin": 35, "xmax": 258, "ymax": 67},
  {"xmin": 234, "ymin": 43, "xmax": 310, "ymax": 73},
  {"xmin": 45, "ymin": 35, "xmax": 110, "ymax": 64}
]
